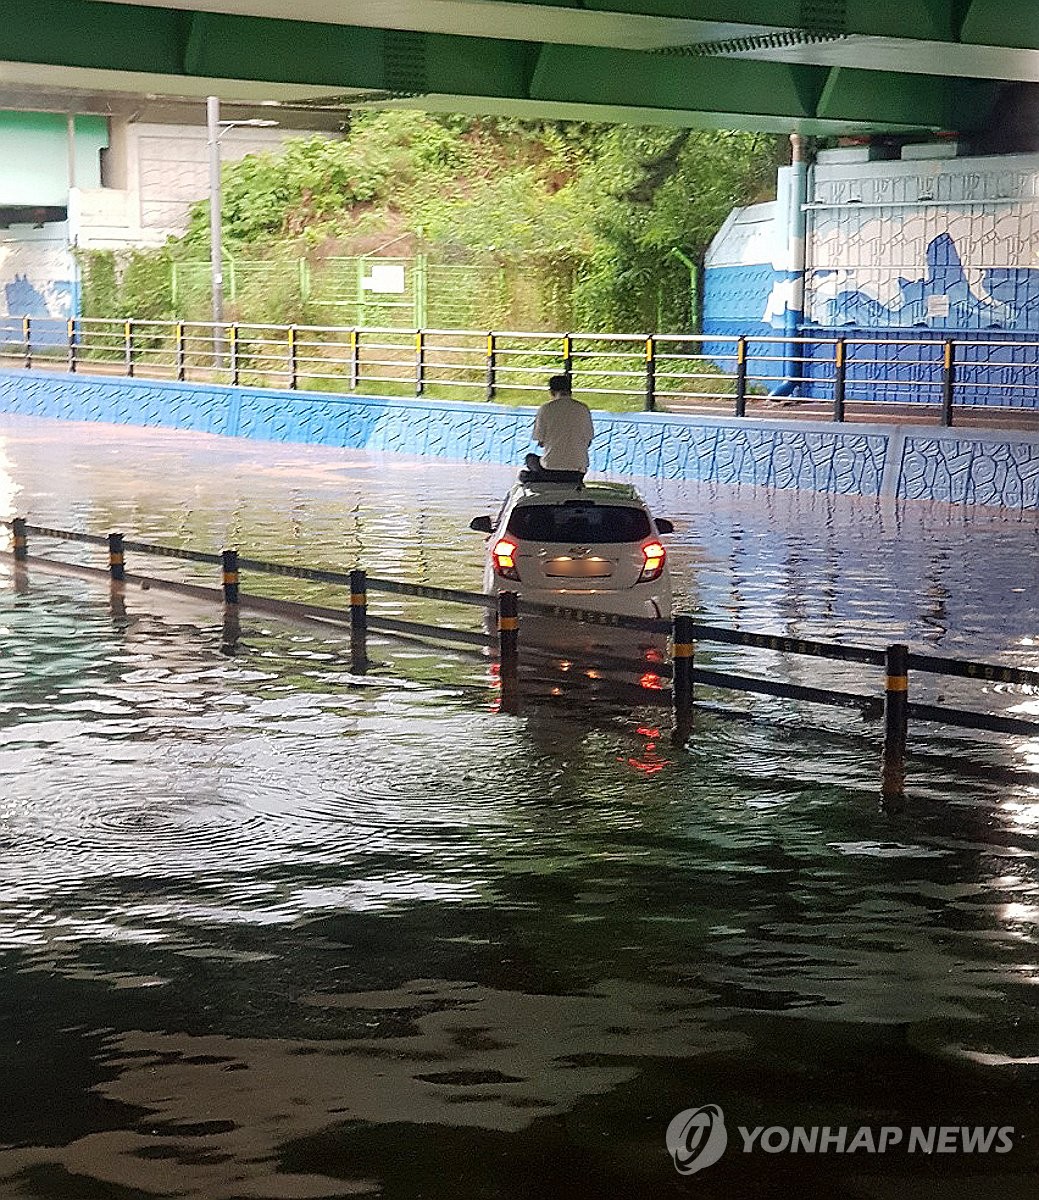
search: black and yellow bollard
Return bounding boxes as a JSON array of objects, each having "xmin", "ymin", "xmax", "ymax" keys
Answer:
[
  {"xmin": 221, "ymin": 549, "xmax": 239, "ymax": 606},
  {"xmin": 11, "ymin": 517, "xmax": 27, "ymax": 563},
  {"xmin": 109, "ymin": 586, "xmax": 127, "ymax": 621},
  {"xmin": 350, "ymin": 568, "xmax": 368, "ymax": 672},
  {"xmin": 108, "ymin": 532, "xmax": 125, "ymax": 582},
  {"xmin": 498, "ymin": 590, "xmax": 520, "ymax": 714},
  {"xmin": 882, "ymin": 643, "xmax": 909, "ymax": 806},
  {"xmin": 672, "ymin": 613, "xmax": 695, "ymax": 746},
  {"xmin": 221, "ymin": 550, "xmax": 240, "ymax": 651}
]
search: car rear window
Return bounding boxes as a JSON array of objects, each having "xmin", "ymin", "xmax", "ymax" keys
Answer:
[{"xmin": 507, "ymin": 503, "xmax": 651, "ymax": 544}]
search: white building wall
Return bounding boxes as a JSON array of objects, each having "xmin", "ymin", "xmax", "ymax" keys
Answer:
[{"xmin": 72, "ymin": 122, "xmax": 335, "ymax": 250}]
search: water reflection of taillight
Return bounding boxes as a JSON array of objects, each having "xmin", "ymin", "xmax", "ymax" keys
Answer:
[
  {"xmin": 628, "ymin": 725, "xmax": 668, "ymax": 774},
  {"xmin": 638, "ymin": 540, "xmax": 666, "ymax": 583},
  {"xmin": 492, "ymin": 538, "xmax": 520, "ymax": 581}
]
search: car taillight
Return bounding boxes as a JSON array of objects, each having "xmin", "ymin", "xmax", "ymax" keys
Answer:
[
  {"xmin": 638, "ymin": 540, "xmax": 666, "ymax": 583},
  {"xmin": 492, "ymin": 538, "xmax": 520, "ymax": 581}
]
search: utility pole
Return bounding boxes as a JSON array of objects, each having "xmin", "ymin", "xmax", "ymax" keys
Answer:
[
  {"xmin": 207, "ymin": 95, "xmax": 225, "ymax": 365},
  {"xmin": 205, "ymin": 98, "xmax": 278, "ymax": 368}
]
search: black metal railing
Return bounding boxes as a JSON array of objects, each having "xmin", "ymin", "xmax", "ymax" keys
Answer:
[
  {"xmin": 4, "ymin": 316, "xmax": 1039, "ymax": 424},
  {"xmin": 7, "ymin": 518, "xmax": 1039, "ymax": 808}
]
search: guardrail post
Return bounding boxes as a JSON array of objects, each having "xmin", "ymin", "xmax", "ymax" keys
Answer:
[
  {"xmin": 350, "ymin": 329, "xmax": 360, "ymax": 391},
  {"xmin": 288, "ymin": 325, "xmax": 298, "ymax": 390},
  {"xmin": 350, "ymin": 568, "xmax": 367, "ymax": 672},
  {"xmin": 882, "ymin": 643, "xmax": 909, "ymax": 805},
  {"xmin": 833, "ymin": 337, "xmax": 846, "ymax": 423},
  {"xmin": 941, "ymin": 339, "xmax": 955, "ymax": 427},
  {"xmin": 110, "ymin": 585, "xmax": 127, "ymax": 621},
  {"xmin": 176, "ymin": 321, "xmax": 186, "ymax": 381},
  {"xmin": 415, "ymin": 329, "xmax": 425, "ymax": 396},
  {"xmin": 672, "ymin": 613, "xmax": 695, "ymax": 745},
  {"xmin": 124, "ymin": 320, "xmax": 134, "ymax": 377},
  {"xmin": 67, "ymin": 318, "xmax": 77, "ymax": 373},
  {"xmin": 11, "ymin": 517, "xmax": 27, "ymax": 562},
  {"xmin": 230, "ymin": 324, "xmax": 240, "ymax": 386},
  {"xmin": 562, "ymin": 333, "xmax": 573, "ymax": 380},
  {"xmin": 734, "ymin": 336, "xmax": 748, "ymax": 417},
  {"xmin": 644, "ymin": 336, "xmax": 656, "ymax": 412},
  {"xmin": 107, "ymin": 532, "xmax": 125, "ymax": 582},
  {"xmin": 486, "ymin": 332, "xmax": 497, "ymax": 401},
  {"xmin": 222, "ymin": 549, "xmax": 239, "ymax": 606},
  {"xmin": 23, "ymin": 316, "xmax": 31, "ymax": 369},
  {"xmin": 497, "ymin": 590, "xmax": 519, "ymax": 712}
]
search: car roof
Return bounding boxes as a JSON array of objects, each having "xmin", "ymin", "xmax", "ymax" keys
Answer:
[{"xmin": 510, "ymin": 481, "xmax": 646, "ymax": 508}]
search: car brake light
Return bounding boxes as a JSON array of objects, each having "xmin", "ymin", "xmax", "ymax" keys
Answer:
[
  {"xmin": 639, "ymin": 540, "xmax": 666, "ymax": 583},
  {"xmin": 492, "ymin": 538, "xmax": 520, "ymax": 581}
]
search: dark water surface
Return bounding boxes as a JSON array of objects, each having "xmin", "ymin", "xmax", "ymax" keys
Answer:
[{"xmin": 1, "ymin": 414, "xmax": 1038, "ymax": 1198}]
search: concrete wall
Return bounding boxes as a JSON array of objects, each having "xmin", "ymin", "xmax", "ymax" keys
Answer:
[
  {"xmin": 73, "ymin": 121, "xmax": 336, "ymax": 250},
  {"xmin": 0, "ymin": 113, "xmax": 105, "ymax": 326},
  {"xmin": 0, "ymin": 223, "xmax": 77, "ymax": 331},
  {"xmin": 703, "ymin": 201, "xmax": 777, "ymax": 342},
  {"xmin": 703, "ymin": 147, "xmax": 1039, "ymax": 406},
  {"xmin": 0, "ymin": 112, "xmax": 107, "ymax": 206},
  {"xmin": 2, "ymin": 369, "xmax": 1039, "ymax": 509},
  {"xmin": 806, "ymin": 151, "xmax": 1039, "ymax": 333}
]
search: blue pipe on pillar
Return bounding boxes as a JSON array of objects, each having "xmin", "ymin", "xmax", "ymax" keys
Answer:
[{"xmin": 768, "ymin": 133, "xmax": 809, "ymax": 399}]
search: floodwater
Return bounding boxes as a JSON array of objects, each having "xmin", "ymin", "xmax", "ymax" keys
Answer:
[{"xmin": 1, "ymin": 411, "xmax": 1038, "ymax": 1199}]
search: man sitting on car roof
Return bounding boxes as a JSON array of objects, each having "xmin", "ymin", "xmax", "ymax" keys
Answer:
[{"xmin": 520, "ymin": 375, "xmax": 595, "ymax": 484}]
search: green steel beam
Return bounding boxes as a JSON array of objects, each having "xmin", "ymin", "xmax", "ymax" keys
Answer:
[
  {"xmin": 0, "ymin": 0, "xmax": 1007, "ymax": 134},
  {"xmin": 78, "ymin": 0, "xmax": 1039, "ymax": 54}
]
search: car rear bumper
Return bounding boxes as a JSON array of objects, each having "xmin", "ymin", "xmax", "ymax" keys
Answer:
[{"xmin": 497, "ymin": 584, "xmax": 670, "ymax": 620}]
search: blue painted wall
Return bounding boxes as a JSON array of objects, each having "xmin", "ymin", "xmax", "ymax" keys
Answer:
[
  {"xmin": 0, "ymin": 224, "xmax": 78, "ymax": 334},
  {"xmin": 702, "ymin": 264, "xmax": 775, "ymax": 341},
  {"xmin": 704, "ymin": 149, "xmax": 1039, "ymax": 407},
  {"xmin": 3, "ymin": 369, "xmax": 1039, "ymax": 509},
  {"xmin": 703, "ymin": 201, "xmax": 778, "ymax": 345}
]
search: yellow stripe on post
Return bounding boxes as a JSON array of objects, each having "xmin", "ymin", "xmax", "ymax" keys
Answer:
[
  {"xmin": 498, "ymin": 616, "xmax": 519, "ymax": 632},
  {"xmin": 886, "ymin": 675, "xmax": 908, "ymax": 692},
  {"xmin": 673, "ymin": 642, "xmax": 695, "ymax": 658}
]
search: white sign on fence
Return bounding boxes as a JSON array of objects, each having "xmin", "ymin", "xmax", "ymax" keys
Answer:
[{"xmin": 362, "ymin": 264, "xmax": 406, "ymax": 294}]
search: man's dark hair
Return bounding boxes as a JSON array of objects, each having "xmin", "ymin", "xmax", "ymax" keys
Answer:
[{"xmin": 547, "ymin": 374, "xmax": 572, "ymax": 395}]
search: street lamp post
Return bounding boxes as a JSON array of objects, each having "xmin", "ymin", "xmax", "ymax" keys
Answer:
[
  {"xmin": 206, "ymin": 96, "xmax": 224, "ymax": 349},
  {"xmin": 206, "ymin": 96, "xmax": 277, "ymax": 368}
]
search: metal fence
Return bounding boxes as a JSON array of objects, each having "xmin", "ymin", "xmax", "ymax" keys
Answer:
[
  {"xmin": 10, "ymin": 516, "xmax": 1039, "ymax": 808},
  {"xmin": 3, "ymin": 314, "xmax": 1039, "ymax": 422},
  {"xmin": 163, "ymin": 256, "xmax": 566, "ymax": 331}
]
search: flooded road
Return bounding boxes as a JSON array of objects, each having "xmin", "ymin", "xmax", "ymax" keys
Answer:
[{"xmin": 1, "ymin": 413, "xmax": 1038, "ymax": 1198}]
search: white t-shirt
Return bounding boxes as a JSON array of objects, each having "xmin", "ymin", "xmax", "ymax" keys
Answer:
[{"xmin": 533, "ymin": 395, "xmax": 594, "ymax": 471}]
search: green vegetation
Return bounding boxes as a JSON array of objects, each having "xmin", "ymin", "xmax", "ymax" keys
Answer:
[{"xmin": 78, "ymin": 112, "xmax": 778, "ymax": 336}]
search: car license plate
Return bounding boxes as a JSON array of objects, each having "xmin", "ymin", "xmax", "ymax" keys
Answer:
[{"xmin": 543, "ymin": 557, "xmax": 613, "ymax": 578}]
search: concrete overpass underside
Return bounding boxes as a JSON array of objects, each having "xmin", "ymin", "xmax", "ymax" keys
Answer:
[{"xmin": 4, "ymin": 1, "xmax": 1039, "ymax": 134}]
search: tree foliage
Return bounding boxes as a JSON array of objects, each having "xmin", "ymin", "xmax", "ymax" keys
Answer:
[{"xmin": 84, "ymin": 112, "xmax": 779, "ymax": 333}]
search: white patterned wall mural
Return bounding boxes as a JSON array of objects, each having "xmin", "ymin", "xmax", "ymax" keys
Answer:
[
  {"xmin": 806, "ymin": 153, "xmax": 1039, "ymax": 332},
  {"xmin": 0, "ymin": 226, "xmax": 76, "ymax": 321}
]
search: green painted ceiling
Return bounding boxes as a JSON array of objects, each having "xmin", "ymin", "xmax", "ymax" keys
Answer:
[{"xmin": 2, "ymin": 1, "xmax": 1037, "ymax": 133}]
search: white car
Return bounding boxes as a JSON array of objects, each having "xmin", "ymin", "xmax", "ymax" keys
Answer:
[{"xmin": 469, "ymin": 481, "xmax": 674, "ymax": 619}]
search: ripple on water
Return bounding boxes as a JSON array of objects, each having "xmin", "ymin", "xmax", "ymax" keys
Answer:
[{"xmin": 2, "ymin": 417, "xmax": 1039, "ymax": 1191}]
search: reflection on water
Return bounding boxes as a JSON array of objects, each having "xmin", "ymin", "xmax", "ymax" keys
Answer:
[{"xmin": 1, "ymin": 414, "xmax": 1039, "ymax": 1197}]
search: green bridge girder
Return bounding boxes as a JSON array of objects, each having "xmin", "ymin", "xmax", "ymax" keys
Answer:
[{"xmin": 4, "ymin": 1, "xmax": 1038, "ymax": 133}]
